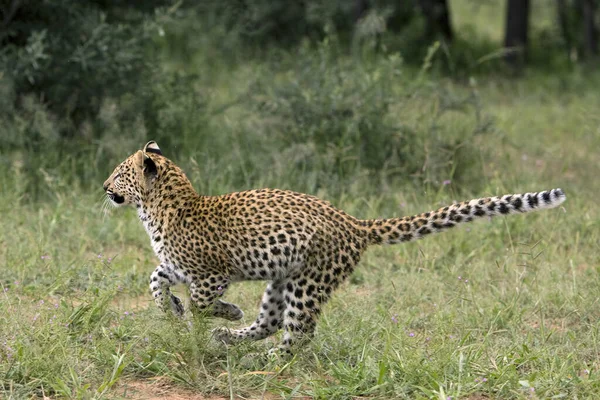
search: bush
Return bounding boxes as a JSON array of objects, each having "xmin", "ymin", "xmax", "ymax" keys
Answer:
[
  {"xmin": 243, "ymin": 38, "xmax": 493, "ymax": 193},
  {"xmin": 0, "ymin": 0, "xmax": 173, "ymax": 127},
  {"xmin": 0, "ymin": 2, "xmax": 495, "ymax": 202},
  {"xmin": 0, "ymin": 66, "xmax": 215, "ymax": 200},
  {"xmin": 192, "ymin": 0, "xmax": 419, "ymax": 50},
  {"xmin": 0, "ymin": 0, "xmax": 191, "ymax": 199}
]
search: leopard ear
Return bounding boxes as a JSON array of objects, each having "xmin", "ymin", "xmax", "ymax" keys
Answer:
[
  {"xmin": 143, "ymin": 141, "xmax": 162, "ymax": 156},
  {"xmin": 141, "ymin": 141, "xmax": 160, "ymax": 178},
  {"xmin": 143, "ymin": 156, "xmax": 158, "ymax": 178}
]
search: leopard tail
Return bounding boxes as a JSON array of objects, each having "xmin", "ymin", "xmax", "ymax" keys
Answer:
[{"xmin": 362, "ymin": 188, "xmax": 566, "ymax": 246}]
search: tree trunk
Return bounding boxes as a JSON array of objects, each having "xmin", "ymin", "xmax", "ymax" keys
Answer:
[
  {"xmin": 556, "ymin": 0, "xmax": 573, "ymax": 56},
  {"xmin": 354, "ymin": 0, "xmax": 369, "ymax": 23},
  {"xmin": 504, "ymin": 0, "xmax": 531, "ymax": 67},
  {"xmin": 418, "ymin": 0, "xmax": 453, "ymax": 42},
  {"xmin": 579, "ymin": 0, "xmax": 599, "ymax": 56},
  {"xmin": 0, "ymin": 0, "xmax": 22, "ymax": 43}
]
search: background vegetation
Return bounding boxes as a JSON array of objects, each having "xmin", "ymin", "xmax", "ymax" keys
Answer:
[{"xmin": 1, "ymin": 0, "xmax": 599, "ymax": 398}]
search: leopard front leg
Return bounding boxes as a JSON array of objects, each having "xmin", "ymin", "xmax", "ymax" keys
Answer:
[
  {"xmin": 150, "ymin": 264, "xmax": 185, "ymax": 316},
  {"xmin": 189, "ymin": 275, "xmax": 243, "ymax": 321}
]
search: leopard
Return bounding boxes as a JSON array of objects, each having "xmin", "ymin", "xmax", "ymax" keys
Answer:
[{"xmin": 103, "ymin": 141, "xmax": 567, "ymax": 354}]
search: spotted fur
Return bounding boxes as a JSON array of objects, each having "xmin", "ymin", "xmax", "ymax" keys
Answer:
[{"xmin": 103, "ymin": 141, "xmax": 567, "ymax": 354}]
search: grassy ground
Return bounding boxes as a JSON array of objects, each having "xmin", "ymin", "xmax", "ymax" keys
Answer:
[
  {"xmin": 2, "ymin": 2, "xmax": 600, "ymax": 399},
  {"xmin": 1, "ymin": 72, "xmax": 599, "ymax": 399}
]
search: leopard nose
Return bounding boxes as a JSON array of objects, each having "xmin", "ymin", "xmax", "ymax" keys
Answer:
[{"xmin": 103, "ymin": 183, "xmax": 108, "ymax": 191}]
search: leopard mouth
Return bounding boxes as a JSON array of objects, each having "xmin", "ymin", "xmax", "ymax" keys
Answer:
[{"xmin": 108, "ymin": 193, "xmax": 125, "ymax": 204}]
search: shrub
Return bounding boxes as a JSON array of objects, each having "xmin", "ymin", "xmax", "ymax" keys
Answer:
[
  {"xmin": 244, "ymin": 39, "xmax": 493, "ymax": 193},
  {"xmin": 0, "ymin": 1, "xmax": 173, "ymax": 126},
  {"xmin": 0, "ymin": 3, "xmax": 494, "ymax": 202}
]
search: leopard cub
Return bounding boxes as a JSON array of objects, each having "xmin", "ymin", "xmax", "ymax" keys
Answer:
[{"xmin": 104, "ymin": 141, "xmax": 566, "ymax": 354}]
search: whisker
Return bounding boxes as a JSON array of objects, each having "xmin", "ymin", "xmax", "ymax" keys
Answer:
[
  {"xmin": 95, "ymin": 192, "xmax": 107, "ymax": 209},
  {"xmin": 101, "ymin": 197, "xmax": 113, "ymax": 221},
  {"xmin": 97, "ymin": 194, "xmax": 106, "ymax": 216}
]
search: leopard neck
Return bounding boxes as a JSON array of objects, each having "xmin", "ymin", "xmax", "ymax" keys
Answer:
[{"xmin": 137, "ymin": 167, "xmax": 201, "ymax": 242}]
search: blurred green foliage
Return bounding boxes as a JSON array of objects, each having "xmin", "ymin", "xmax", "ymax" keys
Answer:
[
  {"xmin": 0, "ymin": 0, "xmax": 174, "ymax": 125},
  {"xmin": 0, "ymin": 0, "xmax": 592, "ymax": 201}
]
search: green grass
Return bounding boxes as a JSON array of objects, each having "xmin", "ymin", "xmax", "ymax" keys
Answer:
[
  {"xmin": 2, "ymin": 2, "xmax": 600, "ymax": 397},
  {"xmin": 1, "ymin": 70, "xmax": 599, "ymax": 399}
]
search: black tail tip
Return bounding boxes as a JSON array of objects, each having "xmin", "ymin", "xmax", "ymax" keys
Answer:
[
  {"xmin": 549, "ymin": 188, "xmax": 566, "ymax": 207},
  {"xmin": 553, "ymin": 188, "xmax": 566, "ymax": 199}
]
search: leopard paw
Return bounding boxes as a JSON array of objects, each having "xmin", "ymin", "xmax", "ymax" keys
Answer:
[
  {"xmin": 212, "ymin": 327, "xmax": 234, "ymax": 344},
  {"xmin": 214, "ymin": 300, "xmax": 244, "ymax": 321},
  {"xmin": 169, "ymin": 294, "xmax": 185, "ymax": 317}
]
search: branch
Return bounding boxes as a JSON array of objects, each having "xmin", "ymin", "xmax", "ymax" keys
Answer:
[{"xmin": 2, "ymin": 0, "xmax": 22, "ymax": 28}]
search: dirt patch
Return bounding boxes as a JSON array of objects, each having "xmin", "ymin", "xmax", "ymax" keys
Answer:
[
  {"xmin": 527, "ymin": 317, "xmax": 569, "ymax": 333},
  {"xmin": 113, "ymin": 378, "xmax": 227, "ymax": 400},
  {"xmin": 347, "ymin": 286, "xmax": 373, "ymax": 298},
  {"xmin": 112, "ymin": 378, "xmax": 296, "ymax": 400}
]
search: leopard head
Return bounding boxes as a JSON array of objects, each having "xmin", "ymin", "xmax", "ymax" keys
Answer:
[{"xmin": 103, "ymin": 141, "xmax": 163, "ymax": 207}]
